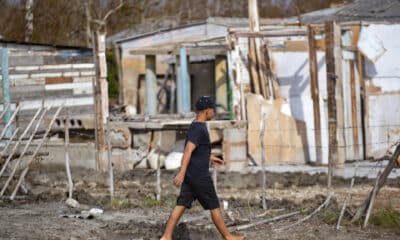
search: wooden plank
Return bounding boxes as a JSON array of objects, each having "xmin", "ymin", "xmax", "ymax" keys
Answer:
[
  {"xmin": 325, "ymin": 21, "xmax": 345, "ymax": 188},
  {"xmin": 308, "ymin": 25, "xmax": 322, "ymax": 165},
  {"xmin": 248, "ymin": 38, "xmax": 261, "ymax": 95},
  {"xmin": 333, "ymin": 22, "xmax": 346, "ymax": 169},
  {"xmin": 350, "ymin": 60, "xmax": 359, "ymax": 159},
  {"xmin": 283, "ymin": 41, "xmax": 308, "ymax": 51},
  {"xmin": 256, "ymin": 40, "xmax": 268, "ymax": 99},
  {"xmin": 233, "ymin": 30, "xmax": 307, "ymax": 38},
  {"xmin": 248, "ymin": 0, "xmax": 261, "ymax": 97},
  {"xmin": 258, "ymin": 44, "xmax": 271, "ymax": 99},
  {"xmin": 129, "ymin": 47, "xmax": 227, "ymax": 56}
]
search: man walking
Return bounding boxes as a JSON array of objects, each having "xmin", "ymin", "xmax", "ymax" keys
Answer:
[{"xmin": 160, "ymin": 96, "xmax": 244, "ymax": 240}]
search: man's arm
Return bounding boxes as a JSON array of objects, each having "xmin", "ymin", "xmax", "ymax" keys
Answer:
[{"xmin": 174, "ymin": 141, "xmax": 196, "ymax": 186}]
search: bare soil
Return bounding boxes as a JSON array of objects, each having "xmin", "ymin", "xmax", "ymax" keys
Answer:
[{"xmin": 1, "ymin": 165, "xmax": 400, "ymax": 240}]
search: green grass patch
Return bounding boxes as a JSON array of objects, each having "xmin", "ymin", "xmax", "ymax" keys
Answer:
[
  {"xmin": 319, "ymin": 208, "xmax": 340, "ymax": 225},
  {"xmin": 369, "ymin": 208, "xmax": 400, "ymax": 229},
  {"xmin": 142, "ymin": 196, "xmax": 163, "ymax": 207},
  {"xmin": 110, "ymin": 197, "xmax": 133, "ymax": 209}
]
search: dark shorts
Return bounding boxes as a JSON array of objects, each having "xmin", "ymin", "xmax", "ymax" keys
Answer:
[{"xmin": 176, "ymin": 175, "xmax": 220, "ymax": 210}]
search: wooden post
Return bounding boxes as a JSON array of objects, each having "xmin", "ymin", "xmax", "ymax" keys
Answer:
[
  {"xmin": 258, "ymin": 44, "xmax": 271, "ymax": 99},
  {"xmin": 325, "ymin": 21, "xmax": 345, "ymax": 188},
  {"xmin": 350, "ymin": 25, "xmax": 361, "ymax": 160},
  {"xmin": 1, "ymin": 48, "xmax": 12, "ymax": 138},
  {"xmin": 261, "ymin": 44, "xmax": 280, "ymax": 99},
  {"xmin": 106, "ymin": 117, "xmax": 114, "ymax": 200},
  {"xmin": 145, "ymin": 55, "xmax": 157, "ymax": 115},
  {"xmin": 307, "ymin": 26, "xmax": 322, "ymax": 165},
  {"xmin": 93, "ymin": 30, "xmax": 109, "ymax": 171},
  {"xmin": 260, "ymin": 111, "xmax": 267, "ymax": 210},
  {"xmin": 248, "ymin": 0, "xmax": 261, "ymax": 96},
  {"xmin": 255, "ymin": 42, "xmax": 268, "ymax": 99},
  {"xmin": 64, "ymin": 116, "xmax": 73, "ymax": 199},
  {"xmin": 156, "ymin": 137, "xmax": 161, "ymax": 201},
  {"xmin": 349, "ymin": 60, "xmax": 359, "ymax": 159}
]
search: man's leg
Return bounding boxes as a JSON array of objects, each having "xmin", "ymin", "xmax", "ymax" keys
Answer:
[
  {"xmin": 211, "ymin": 208, "xmax": 244, "ymax": 240},
  {"xmin": 160, "ymin": 205, "xmax": 186, "ymax": 240}
]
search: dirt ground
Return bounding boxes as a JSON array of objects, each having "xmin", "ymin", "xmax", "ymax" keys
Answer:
[{"xmin": 1, "ymin": 165, "xmax": 400, "ymax": 240}]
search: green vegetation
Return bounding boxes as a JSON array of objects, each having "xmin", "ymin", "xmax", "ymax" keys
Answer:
[
  {"xmin": 369, "ymin": 208, "xmax": 400, "ymax": 229},
  {"xmin": 106, "ymin": 50, "xmax": 119, "ymax": 100},
  {"xmin": 142, "ymin": 196, "xmax": 163, "ymax": 207},
  {"xmin": 319, "ymin": 208, "xmax": 340, "ymax": 225},
  {"xmin": 109, "ymin": 197, "xmax": 132, "ymax": 209}
]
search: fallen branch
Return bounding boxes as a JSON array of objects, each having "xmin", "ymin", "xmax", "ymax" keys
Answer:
[
  {"xmin": 277, "ymin": 193, "xmax": 333, "ymax": 232},
  {"xmin": 233, "ymin": 211, "xmax": 300, "ymax": 231},
  {"xmin": 256, "ymin": 208, "xmax": 285, "ymax": 218},
  {"xmin": 351, "ymin": 144, "xmax": 400, "ymax": 223}
]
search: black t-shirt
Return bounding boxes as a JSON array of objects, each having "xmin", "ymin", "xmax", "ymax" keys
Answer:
[{"xmin": 185, "ymin": 121, "xmax": 211, "ymax": 178}]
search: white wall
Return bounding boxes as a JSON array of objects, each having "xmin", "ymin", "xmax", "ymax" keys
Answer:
[
  {"xmin": 271, "ymin": 51, "xmax": 329, "ymax": 164},
  {"xmin": 363, "ymin": 24, "xmax": 400, "ymax": 158}
]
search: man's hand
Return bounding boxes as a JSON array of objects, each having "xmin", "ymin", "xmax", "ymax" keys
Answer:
[
  {"xmin": 211, "ymin": 155, "xmax": 224, "ymax": 167},
  {"xmin": 174, "ymin": 171, "xmax": 185, "ymax": 186}
]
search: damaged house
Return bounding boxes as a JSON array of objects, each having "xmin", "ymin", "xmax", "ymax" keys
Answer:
[{"xmin": 108, "ymin": 0, "xmax": 400, "ymax": 171}]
